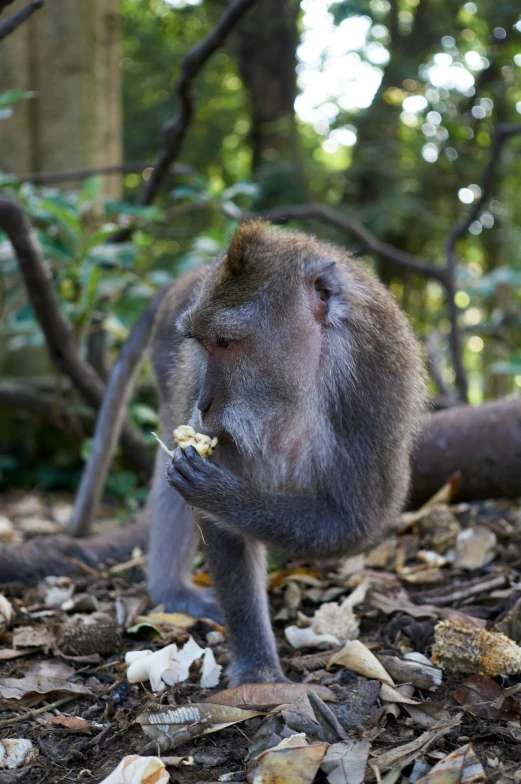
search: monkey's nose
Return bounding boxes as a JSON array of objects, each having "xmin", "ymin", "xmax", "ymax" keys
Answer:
[{"xmin": 197, "ymin": 391, "xmax": 214, "ymax": 414}]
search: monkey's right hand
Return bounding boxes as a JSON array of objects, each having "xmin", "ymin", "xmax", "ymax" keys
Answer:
[{"xmin": 166, "ymin": 445, "xmax": 245, "ymax": 512}]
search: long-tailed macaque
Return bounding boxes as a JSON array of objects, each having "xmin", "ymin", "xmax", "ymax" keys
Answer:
[{"xmin": 75, "ymin": 221, "xmax": 426, "ymax": 685}]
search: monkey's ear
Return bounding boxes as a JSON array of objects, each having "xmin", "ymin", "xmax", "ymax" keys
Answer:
[{"xmin": 307, "ymin": 260, "xmax": 343, "ymax": 326}]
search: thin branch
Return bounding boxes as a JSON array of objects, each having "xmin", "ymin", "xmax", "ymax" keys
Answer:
[
  {"xmin": 425, "ymin": 333, "xmax": 459, "ymax": 406},
  {"xmin": 17, "ymin": 161, "xmax": 193, "ymax": 185},
  {"xmin": 0, "ymin": 0, "xmax": 42, "ymax": 41},
  {"xmin": 69, "ymin": 286, "xmax": 172, "ymax": 537},
  {"xmin": 0, "ymin": 198, "xmax": 152, "ymax": 475},
  {"xmin": 139, "ymin": 0, "xmax": 258, "ymax": 207},
  {"xmin": 0, "ymin": 382, "xmax": 95, "ymax": 434},
  {"xmin": 248, "ymin": 204, "xmax": 450, "ymax": 285}
]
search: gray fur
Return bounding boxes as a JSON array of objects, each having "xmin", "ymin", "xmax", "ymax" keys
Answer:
[{"xmin": 148, "ymin": 221, "xmax": 427, "ymax": 684}]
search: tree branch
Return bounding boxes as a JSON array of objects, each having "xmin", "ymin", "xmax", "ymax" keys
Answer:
[
  {"xmin": 248, "ymin": 204, "xmax": 450, "ymax": 285},
  {"xmin": 0, "ymin": 0, "xmax": 42, "ymax": 41},
  {"xmin": 17, "ymin": 161, "xmax": 193, "ymax": 185},
  {"xmin": 0, "ymin": 382, "xmax": 95, "ymax": 435},
  {"xmin": 138, "ymin": 0, "xmax": 258, "ymax": 207},
  {"xmin": 0, "ymin": 198, "xmax": 152, "ymax": 475}
]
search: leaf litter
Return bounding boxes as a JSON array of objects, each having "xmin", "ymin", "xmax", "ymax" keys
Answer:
[{"xmin": 0, "ymin": 488, "xmax": 521, "ymax": 781}]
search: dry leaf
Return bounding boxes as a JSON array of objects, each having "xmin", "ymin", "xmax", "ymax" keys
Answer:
[
  {"xmin": 99, "ymin": 755, "xmax": 169, "ymax": 784},
  {"xmin": 453, "ymin": 674, "xmax": 521, "ymax": 721},
  {"xmin": 415, "ymin": 744, "xmax": 486, "ymax": 784},
  {"xmin": 0, "ymin": 675, "xmax": 92, "ymax": 703},
  {"xmin": 40, "ymin": 576, "xmax": 74, "ymax": 607},
  {"xmin": 200, "ymin": 647, "xmax": 222, "ymax": 688},
  {"xmin": 321, "ymin": 740, "xmax": 371, "ymax": 784},
  {"xmin": 328, "ymin": 640, "xmax": 394, "ymax": 686},
  {"xmin": 378, "ymin": 654, "xmax": 442, "ymax": 691},
  {"xmin": 370, "ymin": 720, "xmax": 460, "ymax": 772},
  {"xmin": 0, "ymin": 648, "xmax": 35, "ymax": 661},
  {"xmin": 285, "ymin": 625, "xmax": 341, "ymax": 649},
  {"xmin": 454, "ymin": 527, "xmax": 497, "ymax": 570},
  {"xmin": 247, "ymin": 733, "xmax": 328, "ymax": 784},
  {"xmin": 432, "ymin": 620, "xmax": 521, "ymax": 677},
  {"xmin": 12, "ymin": 625, "xmax": 55, "ymax": 652},
  {"xmin": 144, "ymin": 611, "xmax": 195, "ymax": 628},
  {"xmin": 50, "ymin": 715, "xmax": 92, "ymax": 733},
  {"xmin": 0, "ymin": 738, "xmax": 37, "ymax": 769},
  {"xmin": 0, "ymin": 516, "xmax": 16, "ymax": 543},
  {"xmin": 137, "ymin": 702, "xmax": 262, "ymax": 739},
  {"xmin": 204, "ymin": 682, "xmax": 336, "ymax": 708}
]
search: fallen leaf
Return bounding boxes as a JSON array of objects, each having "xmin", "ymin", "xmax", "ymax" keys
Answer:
[
  {"xmin": 0, "ymin": 675, "xmax": 92, "ymax": 704},
  {"xmin": 144, "ymin": 611, "xmax": 195, "ymax": 628},
  {"xmin": 247, "ymin": 733, "xmax": 328, "ymax": 784},
  {"xmin": 321, "ymin": 739, "xmax": 371, "ymax": 784},
  {"xmin": 378, "ymin": 654, "xmax": 442, "ymax": 691},
  {"xmin": 200, "ymin": 647, "xmax": 222, "ymax": 688},
  {"xmin": 27, "ymin": 660, "xmax": 75, "ymax": 679},
  {"xmin": 99, "ymin": 755, "xmax": 169, "ymax": 784},
  {"xmin": 137, "ymin": 702, "xmax": 262, "ymax": 739},
  {"xmin": 370, "ymin": 719, "xmax": 460, "ymax": 772},
  {"xmin": 204, "ymin": 682, "xmax": 336, "ymax": 708},
  {"xmin": 454, "ymin": 527, "xmax": 497, "ymax": 570},
  {"xmin": 453, "ymin": 674, "xmax": 521, "ymax": 721},
  {"xmin": 268, "ymin": 568, "xmax": 322, "ymax": 589},
  {"xmin": 415, "ymin": 744, "xmax": 486, "ymax": 784},
  {"xmin": 50, "ymin": 715, "xmax": 92, "ymax": 733},
  {"xmin": 12, "ymin": 625, "xmax": 55, "ymax": 652},
  {"xmin": 0, "ymin": 648, "xmax": 35, "ymax": 661},
  {"xmin": 328, "ymin": 640, "xmax": 394, "ymax": 686},
  {"xmin": 0, "ymin": 738, "xmax": 37, "ymax": 769},
  {"xmin": 311, "ymin": 602, "xmax": 359, "ymax": 642}
]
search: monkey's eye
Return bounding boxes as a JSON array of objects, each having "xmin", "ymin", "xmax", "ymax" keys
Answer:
[{"xmin": 216, "ymin": 335, "xmax": 230, "ymax": 349}]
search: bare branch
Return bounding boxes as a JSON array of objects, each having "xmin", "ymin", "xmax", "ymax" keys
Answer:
[
  {"xmin": 0, "ymin": 382, "xmax": 95, "ymax": 434},
  {"xmin": 0, "ymin": 198, "xmax": 152, "ymax": 475},
  {"xmin": 70, "ymin": 287, "xmax": 172, "ymax": 537},
  {"xmin": 248, "ymin": 204, "xmax": 450, "ymax": 285},
  {"xmin": 17, "ymin": 161, "xmax": 193, "ymax": 185},
  {"xmin": 0, "ymin": 0, "xmax": 42, "ymax": 41},
  {"xmin": 139, "ymin": 0, "xmax": 258, "ymax": 206}
]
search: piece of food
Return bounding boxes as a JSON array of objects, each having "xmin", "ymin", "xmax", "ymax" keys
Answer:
[
  {"xmin": 152, "ymin": 426, "xmax": 218, "ymax": 460},
  {"xmin": 173, "ymin": 426, "xmax": 218, "ymax": 458},
  {"xmin": 432, "ymin": 620, "xmax": 521, "ymax": 677}
]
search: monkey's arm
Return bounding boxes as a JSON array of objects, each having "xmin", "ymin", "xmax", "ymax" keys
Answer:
[{"xmin": 167, "ymin": 447, "xmax": 370, "ymax": 557}]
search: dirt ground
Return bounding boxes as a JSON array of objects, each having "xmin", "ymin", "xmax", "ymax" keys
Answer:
[{"xmin": 0, "ymin": 489, "xmax": 521, "ymax": 784}]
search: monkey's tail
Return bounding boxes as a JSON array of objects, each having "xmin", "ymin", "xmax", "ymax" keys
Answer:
[{"xmin": 69, "ymin": 286, "xmax": 173, "ymax": 537}]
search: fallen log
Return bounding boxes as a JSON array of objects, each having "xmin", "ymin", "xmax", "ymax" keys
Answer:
[
  {"xmin": 0, "ymin": 398, "xmax": 519, "ymax": 581},
  {"xmin": 0, "ymin": 517, "xmax": 148, "ymax": 583},
  {"xmin": 411, "ymin": 396, "xmax": 521, "ymax": 507}
]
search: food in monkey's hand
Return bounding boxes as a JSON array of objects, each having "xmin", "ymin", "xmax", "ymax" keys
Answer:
[{"xmin": 152, "ymin": 426, "xmax": 218, "ymax": 459}]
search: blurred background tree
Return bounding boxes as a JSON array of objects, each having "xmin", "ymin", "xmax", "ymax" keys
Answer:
[{"xmin": 1, "ymin": 0, "xmax": 520, "ymax": 500}]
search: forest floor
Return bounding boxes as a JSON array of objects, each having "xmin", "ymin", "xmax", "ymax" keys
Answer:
[{"xmin": 0, "ymin": 486, "xmax": 521, "ymax": 784}]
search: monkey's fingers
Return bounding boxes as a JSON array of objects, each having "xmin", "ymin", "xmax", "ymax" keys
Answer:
[{"xmin": 171, "ymin": 446, "xmax": 206, "ymax": 482}]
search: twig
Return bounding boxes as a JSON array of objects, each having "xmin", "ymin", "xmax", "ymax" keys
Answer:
[
  {"xmin": 425, "ymin": 333, "xmax": 459, "ymax": 406},
  {"xmin": 248, "ymin": 204, "xmax": 450, "ymax": 285},
  {"xmin": 0, "ymin": 0, "xmax": 42, "ymax": 41},
  {"xmin": 0, "ymin": 381, "xmax": 95, "ymax": 434},
  {"xmin": 0, "ymin": 198, "xmax": 152, "ymax": 475},
  {"xmin": 140, "ymin": 720, "xmax": 208, "ymax": 756},
  {"xmin": 17, "ymin": 161, "xmax": 193, "ymax": 185},
  {"xmin": 0, "ymin": 696, "xmax": 76, "ymax": 730},
  {"xmin": 138, "ymin": 0, "xmax": 258, "ymax": 207}
]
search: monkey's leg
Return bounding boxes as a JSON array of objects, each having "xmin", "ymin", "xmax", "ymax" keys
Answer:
[
  {"xmin": 199, "ymin": 517, "xmax": 287, "ymax": 686},
  {"xmin": 148, "ymin": 451, "xmax": 222, "ymax": 622}
]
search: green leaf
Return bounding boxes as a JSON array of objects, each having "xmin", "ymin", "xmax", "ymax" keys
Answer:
[{"xmin": 0, "ymin": 90, "xmax": 36, "ymax": 109}]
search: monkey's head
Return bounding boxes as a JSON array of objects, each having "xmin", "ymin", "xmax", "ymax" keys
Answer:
[{"xmin": 178, "ymin": 221, "xmax": 347, "ymax": 456}]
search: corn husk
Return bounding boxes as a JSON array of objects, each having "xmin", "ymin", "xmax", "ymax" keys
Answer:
[{"xmin": 432, "ymin": 620, "xmax": 521, "ymax": 677}]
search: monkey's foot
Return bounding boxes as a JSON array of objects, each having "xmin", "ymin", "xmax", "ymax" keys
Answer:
[
  {"xmin": 163, "ymin": 587, "xmax": 223, "ymax": 625},
  {"xmin": 227, "ymin": 665, "xmax": 290, "ymax": 686}
]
